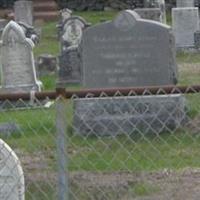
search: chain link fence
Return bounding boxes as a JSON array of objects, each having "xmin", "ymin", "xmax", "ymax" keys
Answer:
[{"xmin": 0, "ymin": 84, "xmax": 200, "ymax": 199}]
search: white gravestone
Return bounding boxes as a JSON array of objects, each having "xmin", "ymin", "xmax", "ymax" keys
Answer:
[
  {"xmin": 60, "ymin": 8, "xmax": 72, "ymax": 24},
  {"xmin": 176, "ymin": 0, "xmax": 194, "ymax": 7},
  {"xmin": 0, "ymin": 139, "xmax": 25, "ymax": 200},
  {"xmin": 158, "ymin": 0, "xmax": 166, "ymax": 23},
  {"xmin": 14, "ymin": 0, "xmax": 33, "ymax": 26},
  {"xmin": 172, "ymin": 7, "xmax": 200, "ymax": 48},
  {"xmin": 0, "ymin": 21, "xmax": 42, "ymax": 93}
]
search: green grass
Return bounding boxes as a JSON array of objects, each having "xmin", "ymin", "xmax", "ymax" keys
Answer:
[
  {"xmin": 75, "ymin": 11, "xmax": 118, "ymax": 25},
  {"xmin": 66, "ymin": 132, "xmax": 200, "ymax": 171},
  {"xmin": 34, "ymin": 22, "xmax": 59, "ymax": 57},
  {"xmin": 26, "ymin": 182, "xmax": 56, "ymax": 200}
]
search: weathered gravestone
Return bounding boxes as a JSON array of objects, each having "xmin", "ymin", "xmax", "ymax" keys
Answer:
[
  {"xmin": 60, "ymin": 8, "xmax": 72, "ymax": 24},
  {"xmin": 135, "ymin": 0, "xmax": 166, "ymax": 23},
  {"xmin": 0, "ymin": 19, "xmax": 8, "ymax": 37},
  {"xmin": 57, "ymin": 16, "xmax": 90, "ymax": 86},
  {"xmin": 82, "ymin": 10, "xmax": 177, "ymax": 88},
  {"xmin": 176, "ymin": 0, "xmax": 194, "ymax": 7},
  {"xmin": 134, "ymin": 8, "xmax": 162, "ymax": 22},
  {"xmin": 74, "ymin": 10, "xmax": 186, "ymax": 136},
  {"xmin": 158, "ymin": 0, "xmax": 166, "ymax": 24},
  {"xmin": 0, "ymin": 21, "xmax": 41, "ymax": 93},
  {"xmin": 0, "ymin": 139, "xmax": 25, "ymax": 200},
  {"xmin": 36, "ymin": 54, "xmax": 57, "ymax": 76},
  {"xmin": 172, "ymin": 7, "xmax": 200, "ymax": 48},
  {"xmin": 14, "ymin": 0, "xmax": 33, "ymax": 26}
]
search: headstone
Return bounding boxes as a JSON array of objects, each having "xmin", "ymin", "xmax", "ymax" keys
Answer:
[
  {"xmin": 0, "ymin": 139, "xmax": 24, "ymax": 200},
  {"xmin": 172, "ymin": 7, "xmax": 200, "ymax": 48},
  {"xmin": 81, "ymin": 10, "xmax": 177, "ymax": 88},
  {"xmin": 158, "ymin": 0, "xmax": 166, "ymax": 23},
  {"xmin": 74, "ymin": 10, "xmax": 185, "ymax": 136},
  {"xmin": 18, "ymin": 22, "xmax": 39, "ymax": 44},
  {"xmin": 176, "ymin": 0, "xmax": 194, "ymax": 7},
  {"xmin": 36, "ymin": 54, "xmax": 57, "ymax": 76},
  {"xmin": 0, "ymin": 19, "xmax": 8, "ymax": 36},
  {"xmin": 61, "ymin": 16, "xmax": 89, "ymax": 47},
  {"xmin": 194, "ymin": 31, "xmax": 200, "ymax": 48},
  {"xmin": 136, "ymin": 1, "xmax": 166, "ymax": 23},
  {"xmin": 0, "ymin": 21, "xmax": 42, "ymax": 93},
  {"xmin": 74, "ymin": 95, "xmax": 186, "ymax": 136},
  {"xmin": 134, "ymin": 8, "xmax": 162, "ymax": 22},
  {"xmin": 57, "ymin": 16, "xmax": 90, "ymax": 86},
  {"xmin": 14, "ymin": 0, "xmax": 33, "ymax": 26},
  {"xmin": 144, "ymin": 0, "xmax": 159, "ymax": 7},
  {"xmin": 60, "ymin": 8, "xmax": 72, "ymax": 24},
  {"xmin": 58, "ymin": 46, "xmax": 81, "ymax": 84}
]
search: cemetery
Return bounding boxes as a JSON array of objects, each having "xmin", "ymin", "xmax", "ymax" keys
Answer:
[{"xmin": 1, "ymin": 0, "xmax": 200, "ymax": 199}]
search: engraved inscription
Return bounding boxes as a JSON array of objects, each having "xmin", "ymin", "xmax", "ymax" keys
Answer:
[{"xmin": 82, "ymin": 10, "xmax": 177, "ymax": 88}]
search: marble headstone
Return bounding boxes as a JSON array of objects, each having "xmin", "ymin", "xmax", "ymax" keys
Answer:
[
  {"xmin": 176, "ymin": 0, "xmax": 194, "ymax": 7},
  {"xmin": 60, "ymin": 8, "xmax": 72, "ymax": 24},
  {"xmin": 134, "ymin": 8, "xmax": 162, "ymax": 22},
  {"xmin": 58, "ymin": 16, "xmax": 89, "ymax": 85},
  {"xmin": 158, "ymin": 0, "xmax": 166, "ymax": 23},
  {"xmin": 172, "ymin": 7, "xmax": 200, "ymax": 48},
  {"xmin": 14, "ymin": 0, "xmax": 33, "ymax": 26},
  {"xmin": 0, "ymin": 21, "xmax": 41, "ymax": 93},
  {"xmin": 74, "ymin": 10, "xmax": 185, "ymax": 136},
  {"xmin": 81, "ymin": 10, "xmax": 177, "ymax": 88},
  {"xmin": 0, "ymin": 139, "xmax": 25, "ymax": 200},
  {"xmin": 61, "ymin": 16, "xmax": 89, "ymax": 47},
  {"xmin": 135, "ymin": 0, "xmax": 166, "ymax": 23}
]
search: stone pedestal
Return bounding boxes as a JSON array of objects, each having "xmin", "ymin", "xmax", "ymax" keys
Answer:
[{"xmin": 73, "ymin": 95, "xmax": 186, "ymax": 136}]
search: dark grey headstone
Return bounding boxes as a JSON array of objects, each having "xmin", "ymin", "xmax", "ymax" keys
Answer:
[
  {"xmin": 58, "ymin": 16, "xmax": 90, "ymax": 85},
  {"xmin": 74, "ymin": 95, "xmax": 186, "ymax": 136},
  {"xmin": 194, "ymin": 31, "xmax": 200, "ymax": 48},
  {"xmin": 58, "ymin": 46, "xmax": 81, "ymax": 85},
  {"xmin": 36, "ymin": 54, "xmax": 57, "ymax": 76},
  {"xmin": 81, "ymin": 10, "xmax": 177, "ymax": 89}
]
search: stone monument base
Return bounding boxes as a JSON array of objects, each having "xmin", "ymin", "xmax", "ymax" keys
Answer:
[{"xmin": 73, "ymin": 94, "xmax": 187, "ymax": 136}]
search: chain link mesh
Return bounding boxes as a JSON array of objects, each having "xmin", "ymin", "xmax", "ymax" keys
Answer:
[
  {"xmin": 0, "ymin": 87, "xmax": 200, "ymax": 199},
  {"xmin": 0, "ymin": 51, "xmax": 200, "ymax": 199}
]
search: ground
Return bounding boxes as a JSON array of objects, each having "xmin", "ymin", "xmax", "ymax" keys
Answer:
[{"xmin": 18, "ymin": 150, "xmax": 200, "ymax": 200}]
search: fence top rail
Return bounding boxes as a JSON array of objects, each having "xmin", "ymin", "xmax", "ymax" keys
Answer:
[{"xmin": 0, "ymin": 85, "xmax": 199, "ymax": 101}]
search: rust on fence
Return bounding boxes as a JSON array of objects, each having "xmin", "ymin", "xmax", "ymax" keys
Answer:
[{"xmin": 0, "ymin": 85, "xmax": 200, "ymax": 101}]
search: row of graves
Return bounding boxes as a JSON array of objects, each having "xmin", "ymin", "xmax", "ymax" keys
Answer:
[{"xmin": 0, "ymin": 1, "xmax": 195, "ymax": 198}]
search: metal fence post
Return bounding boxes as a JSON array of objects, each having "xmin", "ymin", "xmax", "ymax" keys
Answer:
[{"xmin": 56, "ymin": 88, "xmax": 69, "ymax": 200}]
